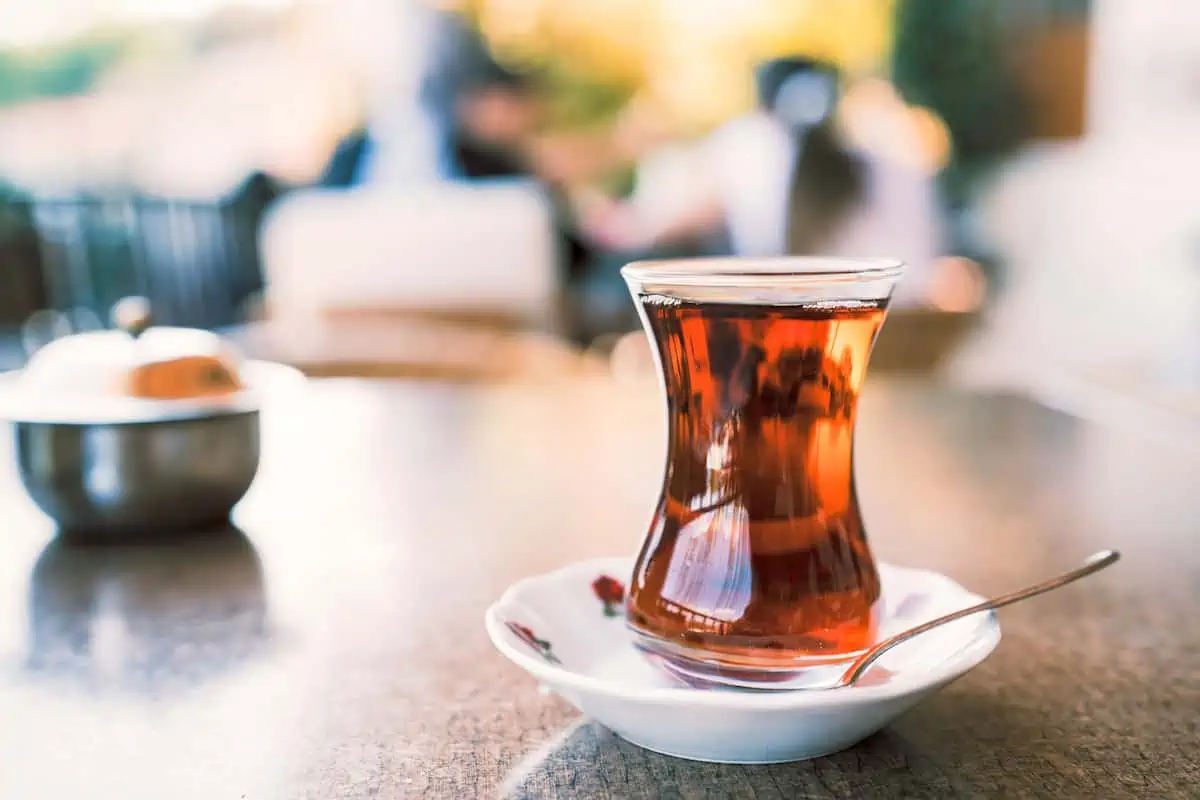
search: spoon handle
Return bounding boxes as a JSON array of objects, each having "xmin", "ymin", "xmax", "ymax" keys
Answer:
[{"xmin": 839, "ymin": 549, "xmax": 1121, "ymax": 687}]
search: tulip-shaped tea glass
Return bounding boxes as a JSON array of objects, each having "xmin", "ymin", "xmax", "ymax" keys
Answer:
[{"xmin": 622, "ymin": 257, "xmax": 905, "ymax": 689}]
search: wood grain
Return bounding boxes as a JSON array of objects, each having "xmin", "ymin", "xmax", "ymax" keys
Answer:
[{"xmin": 0, "ymin": 374, "xmax": 1195, "ymax": 798}]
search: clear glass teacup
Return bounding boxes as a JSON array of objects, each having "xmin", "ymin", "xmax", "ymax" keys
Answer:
[{"xmin": 621, "ymin": 257, "xmax": 905, "ymax": 689}]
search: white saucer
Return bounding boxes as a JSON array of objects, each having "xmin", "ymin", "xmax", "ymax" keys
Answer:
[{"xmin": 486, "ymin": 557, "xmax": 1001, "ymax": 764}]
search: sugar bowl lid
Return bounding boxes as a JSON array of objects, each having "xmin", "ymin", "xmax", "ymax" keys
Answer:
[{"xmin": 0, "ymin": 298, "xmax": 259, "ymax": 424}]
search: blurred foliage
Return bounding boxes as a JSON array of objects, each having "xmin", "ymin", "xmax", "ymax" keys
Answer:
[
  {"xmin": 0, "ymin": 34, "xmax": 132, "ymax": 107},
  {"xmin": 891, "ymin": 0, "xmax": 1028, "ymax": 205},
  {"xmin": 535, "ymin": 61, "xmax": 637, "ymax": 132},
  {"xmin": 467, "ymin": 0, "xmax": 895, "ymax": 133}
]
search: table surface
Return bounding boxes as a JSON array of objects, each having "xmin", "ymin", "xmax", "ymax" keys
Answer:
[
  {"xmin": 0, "ymin": 374, "xmax": 1196, "ymax": 799},
  {"xmin": 225, "ymin": 318, "xmax": 596, "ymax": 382}
]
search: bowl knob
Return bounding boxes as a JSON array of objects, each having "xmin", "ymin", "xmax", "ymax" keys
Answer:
[{"xmin": 111, "ymin": 296, "xmax": 153, "ymax": 339}]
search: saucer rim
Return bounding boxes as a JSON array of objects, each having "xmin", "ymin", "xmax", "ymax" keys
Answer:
[{"xmin": 486, "ymin": 556, "xmax": 1002, "ymax": 710}]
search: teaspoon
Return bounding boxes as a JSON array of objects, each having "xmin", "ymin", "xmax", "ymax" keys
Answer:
[{"xmin": 835, "ymin": 549, "xmax": 1121, "ymax": 689}]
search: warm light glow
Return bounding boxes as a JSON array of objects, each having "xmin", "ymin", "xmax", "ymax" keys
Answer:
[
  {"xmin": 0, "ymin": 0, "xmax": 900, "ymax": 190},
  {"xmin": 472, "ymin": 0, "xmax": 895, "ymax": 132},
  {"xmin": 839, "ymin": 78, "xmax": 952, "ymax": 175},
  {"xmin": 908, "ymin": 105, "xmax": 953, "ymax": 173},
  {"xmin": 927, "ymin": 257, "xmax": 987, "ymax": 312}
]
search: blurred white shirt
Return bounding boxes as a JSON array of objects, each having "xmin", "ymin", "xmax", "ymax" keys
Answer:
[
  {"xmin": 705, "ymin": 112, "xmax": 796, "ymax": 258},
  {"xmin": 639, "ymin": 111, "xmax": 944, "ymax": 303}
]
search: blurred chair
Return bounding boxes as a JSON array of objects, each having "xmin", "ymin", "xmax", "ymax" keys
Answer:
[{"xmin": 259, "ymin": 181, "xmax": 559, "ymax": 329}]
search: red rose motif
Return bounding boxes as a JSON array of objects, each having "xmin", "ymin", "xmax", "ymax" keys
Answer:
[
  {"xmin": 507, "ymin": 622, "xmax": 537, "ymax": 644},
  {"xmin": 504, "ymin": 620, "xmax": 561, "ymax": 664},
  {"xmin": 592, "ymin": 575, "xmax": 626, "ymax": 617}
]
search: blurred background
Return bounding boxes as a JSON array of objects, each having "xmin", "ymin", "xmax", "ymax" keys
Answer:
[{"xmin": 0, "ymin": 0, "xmax": 1196, "ymax": 407}]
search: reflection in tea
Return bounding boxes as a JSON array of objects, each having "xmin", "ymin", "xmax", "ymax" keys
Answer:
[{"xmin": 628, "ymin": 296, "xmax": 887, "ymax": 681}]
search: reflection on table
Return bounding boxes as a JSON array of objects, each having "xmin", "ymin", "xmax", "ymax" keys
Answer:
[{"xmin": 26, "ymin": 525, "xmax": 268, "ymax": 693}]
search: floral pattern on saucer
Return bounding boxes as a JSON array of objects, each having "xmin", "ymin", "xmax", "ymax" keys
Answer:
[
  {"xmin": 592, "ymin": 575, "xmax": 626, "ymax": 617},
  {"xmin": 505, "ymin": 621, "xmax": 561, "ymax": 664}
]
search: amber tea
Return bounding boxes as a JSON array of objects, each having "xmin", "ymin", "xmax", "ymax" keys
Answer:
[{"xmin": 626, "ymin": 280, "xmax": 894, "ymax": 687}]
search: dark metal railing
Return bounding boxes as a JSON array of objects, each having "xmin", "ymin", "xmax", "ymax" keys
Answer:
[
  {"xmin": 0, "ymin": 186, "xmax": 274, "ymax": 370},
  {"xmin": 18, "ymin": 193, "xmax": 266, "ymax": 330}
]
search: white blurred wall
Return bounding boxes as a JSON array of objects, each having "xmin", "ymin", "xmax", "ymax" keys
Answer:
[
  {"xmin": 1087, "ymin": 0, "xmax": 1200, "ymax": 140},
  {"xmin": 953, "ymin": 1, "xmax": 1200, "ymax": 391}
]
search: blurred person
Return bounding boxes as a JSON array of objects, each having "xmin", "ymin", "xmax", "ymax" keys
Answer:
[
  {"xmin": 579, "ymin": 58, "xmax": 947, "ymax": 306},
  {"xmin": 449, "ymin": 63, "xmax": 543, "ymax": 179},
  {"xmin": 323, "ymin": 5, "xmax": 611, "ymax": 323},
  {"xmin": 341, "ymin": 4, "xmax": 544, "ymax": 186}
]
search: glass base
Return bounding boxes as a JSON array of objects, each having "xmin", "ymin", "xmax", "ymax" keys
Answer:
[{"xmin": 629, "ymin": 624, "xmax": 866, "ymax": 691}]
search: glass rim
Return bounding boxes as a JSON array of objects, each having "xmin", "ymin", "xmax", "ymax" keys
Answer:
[{"xmin": 621, "ymin": 256, "xmax": 905, "ymax": 288}]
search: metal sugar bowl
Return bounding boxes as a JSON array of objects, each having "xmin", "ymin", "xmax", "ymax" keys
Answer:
[{"xmin": 1, "ymin": 298, "xmax": 263, "ymax": 539}]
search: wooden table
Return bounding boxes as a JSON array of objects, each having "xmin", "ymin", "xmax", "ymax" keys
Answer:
[
  {"xmin": 225, "ymin": 317, "xmax": 598, "ymax": 382},
  {"xmin": 0, "ymin": 374, "xmax": 1196, "ymax": 798}
]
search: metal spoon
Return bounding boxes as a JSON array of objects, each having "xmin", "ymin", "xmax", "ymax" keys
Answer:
[{"xmin": 836, "ymin": 549, "xmax": 1121, "ymax": 688}]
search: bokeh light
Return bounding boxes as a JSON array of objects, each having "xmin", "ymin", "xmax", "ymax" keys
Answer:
[
  {"xmin": 472, "ymin": 0, "xmax": 896, "ymax": 132},
  {"xmin": 927, "ymin": 256, "xmax": 987, "ymax": 312}
]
